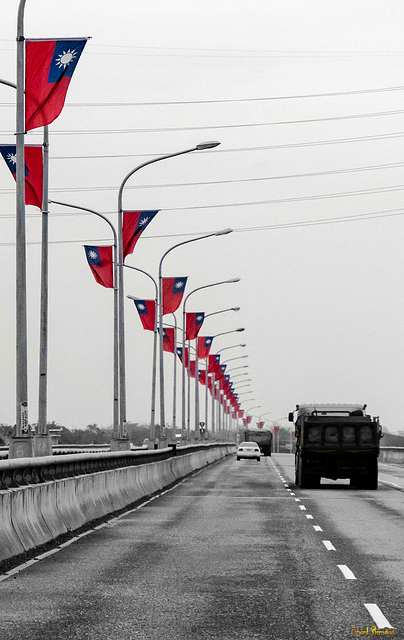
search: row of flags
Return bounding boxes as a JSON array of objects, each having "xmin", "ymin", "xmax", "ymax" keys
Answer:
[{"xmin": 0, "ymin": 35, "xmax": 246, "ymax": 425}]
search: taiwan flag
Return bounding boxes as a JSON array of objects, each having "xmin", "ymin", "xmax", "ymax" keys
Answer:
[
  {"xmin": 122, "ymin": 210, "xmax": 159, "ymax": 260},
  {"xmin": 257, "ymin": 421, "xmax": 265, "ymax": 429},
  {"xmin": 162, "ymin": 277, "xmax": 187, "ymax": 314},
  {"xmin": 133, "ymin": 299, "xmax": 155, "ymax": 331},
  {"xmin": 25, "ymin": 38, "xmax": 88, "ymax": 131},
  {"xmin": 162, "ymin": 328, "xmax": 175, "ymax": 353},
  {"xmin": 176, "ymin": 346, "xmax": 189, "ymax": 368},
  {"xmin": 189, "ymin": 361, "xmax": 196, "ymax": 379},
  {"xmin": 185, "ymin": 312, "xmax": 205, "ymax": 341},
  {"xmin": 208, "ymin": 354, "xmax": 220, "ymax": 375},
  {"xmin": 242, "ymin": 418, "xmax": 248, "ymax": 427},
  {"xmin": 0, "ymin": 144, "xmax": 43, "ymax": 209},
  {"xmin": 246, "ymin": 416, "xmax": 252, "ymax": 424},
  {"xmin": 197, "ymin": 336, "xmax": 214, "ymax": 359},
  {"xmin": 198, "ymin": 370, "xmax": 206, "ymax": 386},
  {"xmin": 84, "ymin": 246, "xmax": 113, "ymax": 288}
]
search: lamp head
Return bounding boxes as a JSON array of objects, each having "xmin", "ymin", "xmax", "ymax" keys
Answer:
[
  {"xmin": 226, "ymin": 277, "xmax": 240, "ymax": 282},
  {"xmin": 236, "ymin": 328, "xmax": 245, "ymax": 332},
  {"xmin": 196, "ymin": 141, "xmax": 221, "ymax": 150},
  {"xmin": 215, "ymin": 228, "xmax": 233, "ymax": 236},
  {"xmin": 231, "ymin": 307, "xmax": 240, "ymax": 311}
]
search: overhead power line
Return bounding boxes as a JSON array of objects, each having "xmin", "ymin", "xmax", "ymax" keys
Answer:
[
  {"xmin": 1, "ymin": 205, "xmax": 404, "ymax": 247},
  {"xmin": 4, "ymin": 107, "xmax": 404, "ymax": 137},
  {"xmin": 2, "ymin": 158, "xmax": 404, "ymax": 196}
]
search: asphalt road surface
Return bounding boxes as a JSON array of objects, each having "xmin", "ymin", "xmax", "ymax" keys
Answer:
[{"xmin": 0, "ymin": 453, "xmax": 403, "ymax": 639}]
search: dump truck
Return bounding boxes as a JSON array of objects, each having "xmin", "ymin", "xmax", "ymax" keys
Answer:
[
  {"xmin": 244, "ymin": 429, "xmax": 273, "ymax": 456},
  {"xmin": 289, "ymin": 404, "xmax": 382, "ymax": 489}
]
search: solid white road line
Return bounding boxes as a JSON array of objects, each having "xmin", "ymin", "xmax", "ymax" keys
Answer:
[
  {"xmin": 338, "ymin": 564, "xmax": 357, "ymax": 580},
  {"xmin": 364, "ymin": 604, "xmax": 393, "ymax": 629},
  {"xmin": 322, "ymin": 540, "xmax": 336, "ymax": 551}
]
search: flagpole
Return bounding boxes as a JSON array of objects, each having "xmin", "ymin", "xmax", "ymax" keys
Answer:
[
  {"xmin": 10, "ymin": 0, "xmax": 32, "ymax": 458},
  {"xmin": 194, "ymin": 337, "xmax": 199, "ymax": 438},
  {"xmin": 171, "ymin": 313, "xmax": 177, "ymax": 441},
  {"xmin": 124, "ymin": 265, "xmax": 158, "ymax": 446},
  {"xmin": 159, "ymin": 229, "xmax": 232, "ymax": 442},
  {"xmin": 36, "ymin": 125, "xmax": 51, "ymax": 455},
  {"xmin": 205, "ymin": 358, "xmax": 209, "ymax": 439},
  {"xmin": 119, "ymin": 143, "xmax": 220, "ymax": 442},
  {"xmin": 49, "ymin": 200, "xmax": 119, "ymax": 440}
]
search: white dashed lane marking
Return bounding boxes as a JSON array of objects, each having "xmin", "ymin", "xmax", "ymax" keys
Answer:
[
  {"xmin": 313, "ymin": 525, "xmax": 323, "ymax": 532},
  {"xmin": 364, "ymin": 604, "xmax": 393, "ymax": 629},
  {"xmin": 338, "ymin": 565, "xmax": 357, "ymax": 580},
  {"xmin": 322, "ymin": 540, "xmax": 336, "ymax": 551}
]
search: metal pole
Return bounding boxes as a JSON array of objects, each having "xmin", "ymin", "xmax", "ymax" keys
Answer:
[
  {"xmin": 172, "ymin": 313, "xmax": 177, "ymax": 439},
  {"xmin": 211, "ymin": 372, "xmax": 215, "ymax": 436},
  {"xmin": 205, "ymin": 357, "xmax": 208, "ymax": 439},
  {"xmin": 182, "ymin": 306, "xmax": 186, "ymax": 439},
  {"xmin": 195, "ymin": 337, "xmax": 199, "ymax": 438},
  {"xmin": 36, "ymin": 126, "xmax": 52, "ymax": 455},
  {"xmin": 50, "ymin": 200, "xmax": 119, "ymax": 438},
  {"xmin": 187, "ymin": 339, "xmax": 191, "ymax": 438},
  {"xmin": 12, "ymin": 0, "xmax": 32, "ymax": 457},
  {"xmin": 125, "ymin": 266, "xmax": 158, "ymax": 442}
]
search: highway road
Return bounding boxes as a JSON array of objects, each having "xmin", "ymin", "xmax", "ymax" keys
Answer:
[{"xmin": 0, "ymin": 453, "xmax": 403, "ymax": 639}]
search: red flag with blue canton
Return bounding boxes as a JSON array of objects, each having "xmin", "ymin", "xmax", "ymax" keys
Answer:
[
  {"xmin": 162, "ymin": 277, "xmax": 187, "ymax": 314},
  {"xmin": 208, "ymin": 354, "xmax": 220, "ymax": 374},
  {"xmin": 189, "ymin": 361, "xmax": 196, "ymax": 379},
  {"xmin": 122, "ymin": 210, "xmax": 159, "ymax": 259},
  {"xmin": 198, "ymin": 370, "xmax": 206, "ymax": 385},
  {"xmin": 84, "ymin": 246, "xmax": 113, "ymax": 288},
  {"xmin": 197, "ymin": 336, "xmax": 214, "ymax": 359},
  {"xmin": 0, "ymin": 144, "xmax": 43, "ymax": 209},
  {"xmin": 176, "ymin": 346, "xmax": 189, "ymax": 368},
  {"xmin": 162, "ymin": 328, "xmax": 176, "ymax": 353},
  {"xmin": 25, "ymin": 38, "xmax": 88, "ymax": 131},
  {"xmin": 185, "ymin": 312, "xmax": 205, "ymax": 341},
  {"xmin": 133, "ymin": 299, "xmax": 155, "ymax": 331}
]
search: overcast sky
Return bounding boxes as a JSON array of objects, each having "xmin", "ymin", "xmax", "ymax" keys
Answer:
[{"xmin": 1, "ymin": 1, "xmax": 404, "ymax": 433}]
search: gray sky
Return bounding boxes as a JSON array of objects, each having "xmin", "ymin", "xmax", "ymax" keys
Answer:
[{"xmin": 1, "ymin": 1, "xmax": 404, "ymax": 432}]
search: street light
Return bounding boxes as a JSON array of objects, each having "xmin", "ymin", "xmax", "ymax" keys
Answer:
[
  {"xmin": 180, "ymin": 277, "xmax": 240, "ymax": 438},
  {"xmin": 158, "ymin": 233, "xmax": 234, "ymax": 435},
  {"xmin": 216, "ymin": 344, "xmax": 246, "ymax": 355},
  {"xmin": 226, "ymin": 365, "xmax": 249, "ymax": 374},
  {"xmin": 50, "ymin": 200, "xmax": 119, "ymax": 440},
  {"xmin": 222, "ymin": 355, "xmax": 249, "ymax": 365},
  {"xmin": 117, "ymin": 142, "xmax": 221, "ymax": 442},
  {"xmin": 124, "ymin": 264, "xmax": 158, "ymax": 445}
]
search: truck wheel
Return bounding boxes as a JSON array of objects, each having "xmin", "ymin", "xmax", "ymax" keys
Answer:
[{"xmin": 236, "ymin": 456, "xmax": 240, "ymax": 461}]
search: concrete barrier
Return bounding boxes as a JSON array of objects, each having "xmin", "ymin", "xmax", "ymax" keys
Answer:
[
  {"xmin": 0, "ymin": 444, "xmax": 235, "ymax": 564},
  {"xmin": 379, "ymin": 447, "xmax": 404, "ymax": 464}
]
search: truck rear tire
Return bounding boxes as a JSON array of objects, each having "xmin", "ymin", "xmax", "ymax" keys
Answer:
[{"xmin": 296, "ymin": 454, "xmax": 320, "ymax": 488}]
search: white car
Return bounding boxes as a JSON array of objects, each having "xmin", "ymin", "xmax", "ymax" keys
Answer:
[{"xmin": 236, "ymin": 441, "xmax": 261, "ymax": 461}]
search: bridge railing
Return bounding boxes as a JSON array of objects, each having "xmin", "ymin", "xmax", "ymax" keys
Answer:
[{"xmin": 0, "ymin": 443, "xmax": 230, "ymax": 490}]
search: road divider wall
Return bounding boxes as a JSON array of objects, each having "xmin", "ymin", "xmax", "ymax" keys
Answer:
[
  {"xmin": 379, "ymin": 446, "xmax": 404, "ymax": 464},
  {"xmin": 0, "ymin": 443, "xmax": 235, "ymax": 564}
]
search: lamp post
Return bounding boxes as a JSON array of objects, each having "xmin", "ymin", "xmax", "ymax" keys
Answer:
[
  {"xmin": 222, "ymin": 355, "xmax": 249, "ymax": 366},
  {"xmin": 0, "ymin": 76, "xmax": 50, "ymax": 456},
  {"xmin": 124, "ymin": 264, "xmax": 158, "ymax": 445},
  {"xmin": 118, "ymin": 142, "xmax": 220, "ymax": 441},
  {"xmin": 216, "ymin": 344, "xmax": 246, "ymax": 355},
  {"xmin": 159, "ymin": 232, "xmax": 234, "ymax": 439},
  {"xmin": 49, "ymin": 200, "xmax": 119, "ymax": 439},
  {"xmin": 226, "ymin": 365, "xmax": 249, "ymax": 374},
  {"xmin": 206, "ymin": 328, "xmax": 244, "ymax": 438},
  {"xmin": 181, "ymin": 278, "xmax": 240, "ymax": 440}
]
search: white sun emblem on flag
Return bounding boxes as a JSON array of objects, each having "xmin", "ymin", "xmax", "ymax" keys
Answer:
[
  {"xmin": 137, "ymin": 303, "xmax": 145, "ymax": 310},
  {"xmin": 55, "ymin": 49, "xmax": 77, "ymax": 69},
  {"xmin": 7, "ymin": 153, "xmax": 16, "ymax": 165},
  {"xmin": 139, "ymin": 217, "xmax": 149, "ymax": 226},
  {"xmin": 88, "ymin": 250, "xmax": 98, "ymax": 261},
  {"xmin": 197, "ymin": 315, "xmax": 203, "ymax": 322},
  {"xmin": 175, "ymin": 281, "xmax": 184, "ymax": 289}
]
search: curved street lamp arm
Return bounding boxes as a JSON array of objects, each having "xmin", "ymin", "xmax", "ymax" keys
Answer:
[
  {"xmin": 121, "ymin": 263, "xmax": 158, "ymax": 299},
  {"xmin": 49, "ymin": 200, "xmax": 117, "ymax": 247}
]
